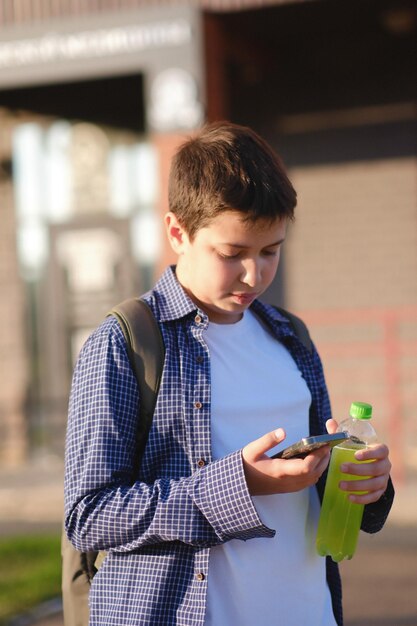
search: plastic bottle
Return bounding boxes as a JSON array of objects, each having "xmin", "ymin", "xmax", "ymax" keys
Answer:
[{"xmin": 316, "ymin": 401, "xmax": 378, "ymax": 562}]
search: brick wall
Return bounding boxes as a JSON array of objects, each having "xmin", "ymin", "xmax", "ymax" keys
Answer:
[
  {"xmin": 286, "ymin": 157, "xmax": 417, "ymax": 482},
  {"xmin": 287, "ymin": 157, "xmax": 417, "ymax": 310}
]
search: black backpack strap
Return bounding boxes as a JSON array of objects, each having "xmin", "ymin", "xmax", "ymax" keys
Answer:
[
  {"xmin": 107, "ymin": 298, "xmax": 165, "ymax": 463},
  {"xmin": 273, "ymin": 306, "xmax": 313, "ymax": 354}
]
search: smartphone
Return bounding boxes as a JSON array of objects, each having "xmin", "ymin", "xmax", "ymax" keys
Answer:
[{"xmin": 271, "ymin": 432, "xmax": 349, "ymax": 460}]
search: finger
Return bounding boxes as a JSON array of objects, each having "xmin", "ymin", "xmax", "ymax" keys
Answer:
[
  {"xmin": 326, "ymin": 419, "xmax": 339, "ymax": 434},
  {"xmin": 340, "ymin": 474, "xmax": 388, "ymax": 494},
  {"xmin": 346, "ymin": 485, "xmax": 388, "ymax": 505},
  {"xmin": 342, "ymin": 459, "xmax": 391, "ymax": 479},
  {"xmin": 243, "ymin": 428, "xmax": 286, "ymax": 460},
  {"xmin": 304, "ymin": 445, "xmax": 330, "ymax": 468},
  {"xmin": 311, "ymin": 451, "xmax": 331, "ymax": 478},
  {"xmin": 299, "ymin": 447, "xmax": 331, "ymax": 481},
  {"xmin": 340, "ymin": 465, "xmax": 390, "ymax": 497},
  {"xmin": 355, "ymin": 444, "xmax": 390, "ymax": 462}
]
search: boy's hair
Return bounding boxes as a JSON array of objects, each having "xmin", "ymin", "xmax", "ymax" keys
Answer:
[{"xmin": 168, "ymin": 121, "xmax": 297, "ymax": 239}]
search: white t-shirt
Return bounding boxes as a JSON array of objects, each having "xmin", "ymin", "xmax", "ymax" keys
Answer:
[{"xmin": 203, "ymin": 310, "xmax": 336, "ymax": 626}]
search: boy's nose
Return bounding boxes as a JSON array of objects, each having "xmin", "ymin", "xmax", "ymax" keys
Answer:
[{"xmin": 240, "ymin": 259, "xmax": 261, "ymax": 287}]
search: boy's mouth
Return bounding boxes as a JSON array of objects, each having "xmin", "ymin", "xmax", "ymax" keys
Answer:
[{"xmin": 230, "ymin": 292, "xmax": 258, "ymax": 305}]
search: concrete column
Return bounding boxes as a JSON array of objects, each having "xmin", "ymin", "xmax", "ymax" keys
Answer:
[{"xmin": 0, "ymin": 175, "xmax": 29, "ymax": 466}]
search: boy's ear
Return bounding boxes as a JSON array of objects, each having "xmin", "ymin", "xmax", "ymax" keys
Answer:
[{"xmin": 164, "ymin": 212, "xmax": 189, "ymax": 254}]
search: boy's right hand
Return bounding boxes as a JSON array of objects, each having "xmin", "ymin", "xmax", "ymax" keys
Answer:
[{"xmin": 242, "ymin": 428, "xmax": 331, "ymax": 495}]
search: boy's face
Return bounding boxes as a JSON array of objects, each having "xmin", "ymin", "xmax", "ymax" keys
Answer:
[{"xmin": 166, "ymin": 210, "xmax": 287, "ymax": 324}]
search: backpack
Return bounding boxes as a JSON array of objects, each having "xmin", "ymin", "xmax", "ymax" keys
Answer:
[
  {"xmin": 62, "ymin": 298, "xmax": 165, "ymax": 625},
  {"xmin": 61, "ymin": 300, "xmax": 311, "ymax": 625}
]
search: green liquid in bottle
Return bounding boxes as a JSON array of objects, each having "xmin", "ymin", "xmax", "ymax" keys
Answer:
[{"xmin": 316, "ymin": 444, "xmax": 370, "ymax": 562}]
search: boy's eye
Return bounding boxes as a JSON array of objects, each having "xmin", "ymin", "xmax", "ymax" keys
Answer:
[
  {"xmin": 217, "ymin": 251, "xmax": 241, "ymax": 260},
  {"xmin": 218, "ymin": 248, "xmax": 279, "ymax": 260}
]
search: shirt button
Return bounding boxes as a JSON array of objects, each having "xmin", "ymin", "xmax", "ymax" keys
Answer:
[
  {"xmin": 196, "ymin": 355, "xmax": 204, "ymax": 364},
  {"xmin": 194, "ymin": 314, "xmax": 202, "ymax": 324},
  {"xmin": 197, "ymin": 458, "xmax": 206, "ymax": 468},
  {"xmin": 194, "ymin": 401, "xmax": 202, "ymax": 409},
  {"xmin": 196, "ymin": 572, "xmax": 205, "ymax": 581}
]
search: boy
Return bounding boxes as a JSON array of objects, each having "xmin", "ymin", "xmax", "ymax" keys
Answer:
[{"xmin": 64, "ymin": 122, "xmax": 393, "ymax": 625}]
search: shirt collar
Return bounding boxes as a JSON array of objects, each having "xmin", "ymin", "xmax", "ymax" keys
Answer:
[
  {"xmin": 152, "ymin": 265, "xmax": 201, "ymax": 322},
  {"xmin": 250, "ymin": 299, "xmax": 296, "ymax": 341}
]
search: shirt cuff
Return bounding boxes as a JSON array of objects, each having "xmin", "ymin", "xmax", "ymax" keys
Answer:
[{"xmin": 187, "ymin": 449, "xmax": 275, "ymax": 542}]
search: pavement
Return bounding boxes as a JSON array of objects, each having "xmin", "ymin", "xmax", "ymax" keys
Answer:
[{"xmin": 1, "ymin": 456, "xmax": 416, "ymax": 626}]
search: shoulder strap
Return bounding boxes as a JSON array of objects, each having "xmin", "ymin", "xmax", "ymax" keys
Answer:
[
  {"xmin": 273, "ymin": 306, "xmax": 313, "ymax": 354},
  {"xmin": 107, "ymin": 298, "xmax": 165, "ymax": 462}
]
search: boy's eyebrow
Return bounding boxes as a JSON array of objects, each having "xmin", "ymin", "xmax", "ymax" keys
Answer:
[{"xmin": 219, "ymin": 238, "xmax": 286, "ymax": 249}]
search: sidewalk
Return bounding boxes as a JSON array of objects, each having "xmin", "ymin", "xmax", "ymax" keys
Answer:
[{"xmin": 0, "ymin": 455, "xmax": 64, "ymax": 537}]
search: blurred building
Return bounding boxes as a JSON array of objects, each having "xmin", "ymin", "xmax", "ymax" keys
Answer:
[{"xmin": 0, "ymin": 0, "xmax": 416, "ymax": 483}]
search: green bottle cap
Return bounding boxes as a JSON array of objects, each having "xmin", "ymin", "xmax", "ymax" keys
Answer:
[{"xmin": 350, "ymin": 401, "xmax": 373, "ymax": 419}]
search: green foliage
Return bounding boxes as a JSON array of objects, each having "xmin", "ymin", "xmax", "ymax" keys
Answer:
[{"xmin": 0, "ymin": 534, "xmax": 61, "ymax": 624}]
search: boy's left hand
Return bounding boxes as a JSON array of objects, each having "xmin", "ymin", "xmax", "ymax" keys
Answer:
[{"xmin": 326, "ymin": 418, "xmax": 392, "ymax": 505}]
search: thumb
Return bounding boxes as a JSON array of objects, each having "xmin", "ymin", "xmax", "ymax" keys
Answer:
[
  {"xmin": 243, "ymin": 428, "xmax": 286, "ymax": 461},
  {"xmin": 326, "ymin": 419, "xmax": 339, "ymax": 434}
]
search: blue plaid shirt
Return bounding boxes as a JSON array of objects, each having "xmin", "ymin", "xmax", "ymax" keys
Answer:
[{"xmin": 65, "ymin": 266, "xmax": 393, "ymax": 626}]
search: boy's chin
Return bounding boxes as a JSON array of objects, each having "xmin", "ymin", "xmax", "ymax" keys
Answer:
[{"xmin": 206, "ymin": 303, "xmax": 247, "ymax": 324}]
